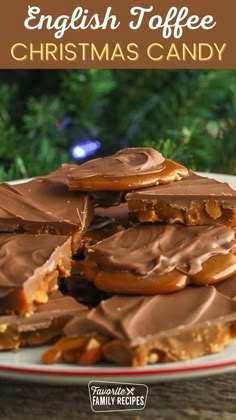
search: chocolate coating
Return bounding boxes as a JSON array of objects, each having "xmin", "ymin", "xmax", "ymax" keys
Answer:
[
  {"xmin": 64, "ymin": 286, "xmax": 236, "ymax": 346},
  {"xmin": 0, "ymin": 233, "xmax": 71, "ymax": 309},
  {"xmin": 87, "ymin": 203, "xmax": 130, "ymax": 232},
  {"xmin": 67, "ymin": 148, "xmax": 165, "ymax": 180},
  {"xmin": 89, "ymin": 224, "xmax": 236, "ymax": 277},
  {"xmin": 94, "ymin": 203, "xmax": 129, "ymax": 224},
  {"xmin": 0, "ymin": 164, "xmax": 93, "ymax": 237},
  {"xmin": 216, "ymin": 275, "xmax": 236, "ymax": 299},
  {"xmin": 126, "ymin": 172, "xmax": 236, "ymax": 207}
]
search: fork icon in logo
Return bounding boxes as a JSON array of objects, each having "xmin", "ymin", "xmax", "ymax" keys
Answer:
[{"xmin": 126, "ymin": 386, "xmax": 135, "ymax": 396}]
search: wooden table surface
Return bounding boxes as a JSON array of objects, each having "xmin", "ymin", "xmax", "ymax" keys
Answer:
[{"xmin": 1, "ymin": 373, "xmax": 236, "ymax": 419}]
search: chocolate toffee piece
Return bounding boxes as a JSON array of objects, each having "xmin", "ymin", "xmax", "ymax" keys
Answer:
[
  {"xmin": 0, "ymin": 234, "xmax": 72, "ymax": 315},
  {"xmin": 83, "ymin": 224, "xmax": 236, "ymax": 294},
  {"xmin": 67, "ymin": 147, "xmax": 189, "ymax": 192},
  {"xmin": 126, "ymin": 172, "xmax": 236, "ymax": 227},
  {"xmin": 60, "ymin": 261, "xmax": 111, "ymax": 306},
  {"xmin": 0, "ymin": 164, "xmax": 93, "ymax": 253},
  {"xmin": 42, "ymin": 287, "xmax": 236, "ymax": 366},
  {"xmin": 0, "ymin": 291, "xmax": 87, "ymax": 350}
]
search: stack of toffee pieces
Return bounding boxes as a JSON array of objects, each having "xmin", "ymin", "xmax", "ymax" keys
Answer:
[{"xmin": 0, "ymin": 148, "xmax": 236, "ymax": 367}]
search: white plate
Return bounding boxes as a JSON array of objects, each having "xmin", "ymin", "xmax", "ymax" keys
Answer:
[
  {"xmin": 0, "ymin": 172, "xmax": 235, "ymax": 385},
  {"xmin": 1, "ymin": 341, "xmax": 236, "ymax": 385}
]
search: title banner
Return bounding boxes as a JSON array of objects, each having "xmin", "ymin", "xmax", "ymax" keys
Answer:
[{"xmin": 0, "ymin": 0, "xmax": 235, "ymax": 68}]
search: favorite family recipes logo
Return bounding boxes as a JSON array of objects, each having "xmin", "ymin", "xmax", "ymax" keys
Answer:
[
  {"xmin": 88, "ymin": 381, "xmax": 148, "ymax": 412},
  {"xmin": 7, "ymin": 0, "xmax": 229, "ymax": 66}
]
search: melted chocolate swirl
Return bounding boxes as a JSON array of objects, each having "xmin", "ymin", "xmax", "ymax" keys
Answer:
[
  {"xmin": 90, "ymin": 224, "xmax": 236, "ymax": 277},
  {"xmin": 67, "ymin": 148, "xmax": 165, "ymax": 179}
]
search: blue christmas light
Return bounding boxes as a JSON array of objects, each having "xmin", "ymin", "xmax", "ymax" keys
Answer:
[{"xmin": 71, "ymin": 140, "xmax": 101, "ymax": 160}]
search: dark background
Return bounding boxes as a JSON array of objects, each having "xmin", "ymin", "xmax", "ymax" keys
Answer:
[{"xmin": 0, "ymin": 69, "xmax": 235, "ymax": 180}]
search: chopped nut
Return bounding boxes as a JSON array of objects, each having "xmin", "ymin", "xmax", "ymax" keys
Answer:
[
  {"xmin": 34, "ymin": 290, "xmax": 48, "ymax": 304},
  {"xmin": 42, "ymin": 336, "xmax": 88, "ymax": 364},
  {"xmin": 148, "ymin": 352, "xmax": 159, "ymax": 364},
  {"xmin": 0, "ymin": 324, "xmax": 7, "ymax": 333},
  {"xmin": 205, "ymin": 201, "xmax": 222, "ymax": 219},
  {"xmin": 137, "ymin": 210, "xmax": 158, "ymax": 223},
  {"xmin": 77, "ymin": 337, "xmax": 103, "ymax": 365}
]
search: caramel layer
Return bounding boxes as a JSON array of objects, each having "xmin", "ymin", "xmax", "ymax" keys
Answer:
[
  {"xmin": 192, "ymin": 254, "xmax": 236, "ymax": 285},
  {"xmin": 130, "ymin": 201, "xmax": 236, "ymax": 228}
]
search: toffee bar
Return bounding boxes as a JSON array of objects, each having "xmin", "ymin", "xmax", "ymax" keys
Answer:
[
  {"xmin": 0, "ymin": 291, "xmax": 87, "ymax": 350},
  {"xmin": 0, "ymin": 165, "xmax": 93, "ymax": 253},
  {"xmin": 126, "ymin": 172, "xmax": 236, "ymax": 227},
  {"xmin": 0, "ymin": 234, "xmax": 72, "ymax": 315},
  {"xmin": 42, "ymin": 287, "xmax": 236, "ymax": 366}
]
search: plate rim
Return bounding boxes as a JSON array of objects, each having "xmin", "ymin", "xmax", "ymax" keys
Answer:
[{"xmin": 1, "ymin": 358, "xmax": 236, "ymax": 377}]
